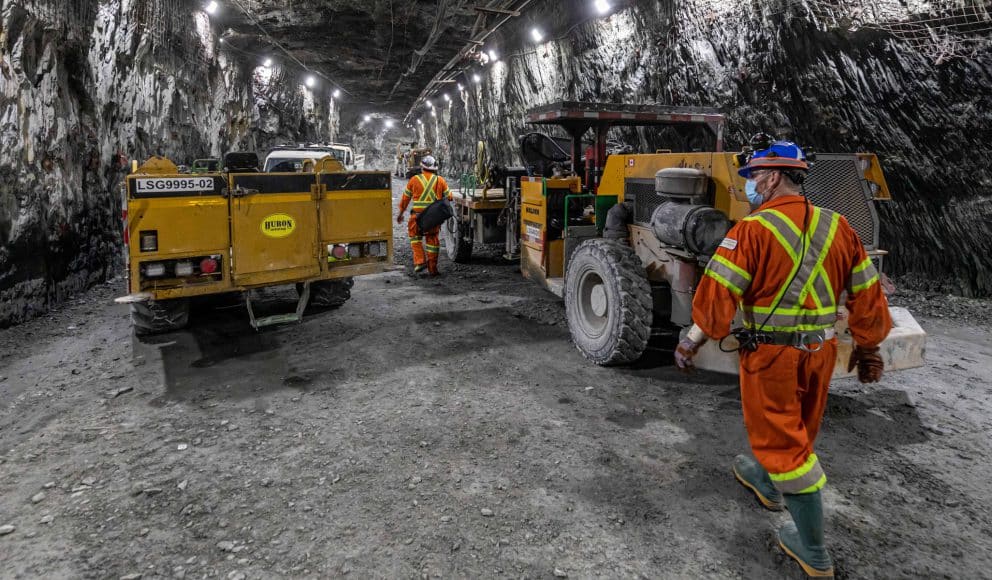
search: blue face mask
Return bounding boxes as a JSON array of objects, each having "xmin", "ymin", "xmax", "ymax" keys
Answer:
[{"xmin": 745, "ymin": 179, "xmax": 763, "ymax": 206}]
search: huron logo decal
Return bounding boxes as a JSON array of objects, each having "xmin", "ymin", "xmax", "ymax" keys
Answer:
[{"xmin": 261, "ymin": 213, "xmax": 296, "ymax": 238}]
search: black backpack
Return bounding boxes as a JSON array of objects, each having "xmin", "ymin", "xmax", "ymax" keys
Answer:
[{"xmin": 415, "ymin": 175, "xmax": 453, "ymax": 233}]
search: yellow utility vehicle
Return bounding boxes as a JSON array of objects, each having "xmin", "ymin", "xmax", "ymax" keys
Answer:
[
  {"xmin": 118, "ymin": 151, "xmax": 393, "ymax": 334},
  {"xmin": 396, "ymin": 144, "xmax": 434, "ymax": 179},
  {"xmin": 511, "ymin": 101, "xmax": 924, "ymax": 377},
  {"xmin": 442, "ymin": 141, "xmax": 528, "ymax": 262}
]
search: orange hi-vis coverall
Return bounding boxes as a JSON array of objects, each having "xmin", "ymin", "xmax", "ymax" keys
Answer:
[
  {"xmin": 692, "ymin": 196, "xmax": 892, "ymax": 494},
  {"xmin": 399, "ymin": 171, "xmax": 452, "ymax": 274}
]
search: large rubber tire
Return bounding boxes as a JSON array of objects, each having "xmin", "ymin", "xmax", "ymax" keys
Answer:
[
  {"xmin": 131, "ymin": 298, "xmax": 191, "ymax": 336},
  {"xmin": 297, "ymin": 278, "xmax": 354, "ymax": 309},
  {"xmin": 442, "ymin": 217, "xmax": 473, "ymax": 263},
  {"xmin": 564, "ymin": 239, "xmax": 652, "ymax": 365}
]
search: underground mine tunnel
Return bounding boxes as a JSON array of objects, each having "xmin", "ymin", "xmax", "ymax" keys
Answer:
[{"xmin": 1, "ymin": 0, "xmax": 991, "ymax": 578}]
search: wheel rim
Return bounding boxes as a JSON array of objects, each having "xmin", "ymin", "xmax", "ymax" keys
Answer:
[{"xmin": 576, "ymin": 268, "xmax": 609, "ymax": 339}]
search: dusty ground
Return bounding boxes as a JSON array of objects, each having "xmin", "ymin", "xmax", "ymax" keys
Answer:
[{"xmin": 1, "ymin": 181, "xmax": 991, "ymax": 580}]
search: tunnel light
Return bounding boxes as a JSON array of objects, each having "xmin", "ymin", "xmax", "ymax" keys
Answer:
[
  {"xmin": 531, "ymin": 28, "xmax": 545, "ymax": 43},
  {"xmin": 431, "ymin": 110, "xmax": 437, "ymax": 117},
  {"xmin": 443, "ymin": 93, "xmax": 450, "ymax": 102},
  {"xmin": 457, "ymin": 83, "xmax": 464, "ymax": 91},
  {"xmin": 473, "ymin": 73, "xmax": 481, "ymax": 84},
  {"xmin": 363, "ymin": 114, "xmax": 371, "ymax": 122},
  {"xmin": 417, "ymin": 119, "xmax": 423, "ymax": 125},
  {"xmin": 426, "ymin": 99, "xmax": 433, "ymax": 108},
  {"xmin": 487, "ymin": 49, "xmax": 499, "ymax": 62},
  {"xmin": 205, "ymin": 1, "xmax": 218, "ymax": 15},
  {"xmin": 218, "ymin": 38, "xmax": 224, "ymax": 44},
  {"xmin": 305, "ymin": 75, "xmax": 316, "ymax": 88},
  {"xmin": 594, "ymin": 0, "xmax": 611, "ymax": 14},
  {"xmin": 332, "ymin": 89, "xmax": 341, "ymax": 98},
  {"xmin": 263, "ymin": 58, "xmax": 273, "ymax": 68},
  {"xmin": 385, "ymin": 119, "xmax": 394, "ymax": 128}
]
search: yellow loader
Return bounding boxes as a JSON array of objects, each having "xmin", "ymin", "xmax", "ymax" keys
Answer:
[
  {"xmin": 117, "ymin": 151, "xmax": 393, "ymax": 334},
  {"xmin": 509, "ymin": 101, "xmax": 924, "ymax": 378}
]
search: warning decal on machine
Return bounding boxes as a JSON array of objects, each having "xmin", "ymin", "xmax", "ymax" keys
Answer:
[
  {"xmin": 261, "ymin": 213, "xmax": 297, "ymax": 238},
  {"xmin": 524, "ymin": 221, "xmax": 543, "ymax": 247}
]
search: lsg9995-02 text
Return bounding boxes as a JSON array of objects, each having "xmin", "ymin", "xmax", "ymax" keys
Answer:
[{"xmin": 134, "ymin": 177, "xmax": 216, "ymax": 193}]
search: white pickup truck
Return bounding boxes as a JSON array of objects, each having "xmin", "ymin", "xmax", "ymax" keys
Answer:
[{"xmin": 263, "ymin": 143, "xmax": 366, "ymax": 172}]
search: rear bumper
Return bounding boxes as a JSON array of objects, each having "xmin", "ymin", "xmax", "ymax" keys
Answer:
[{"xmin": 690, "ymin": 307, "xmax": 926, "ymax": 378}]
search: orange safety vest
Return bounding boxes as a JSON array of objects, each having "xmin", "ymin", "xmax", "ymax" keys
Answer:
[
  {"xmin": 400, "ymin": 172, "xmax": 449, "ymax": 214},
  {"xmin": 692, "ymin": 196, "xmax": 891, "ymax": 347}
]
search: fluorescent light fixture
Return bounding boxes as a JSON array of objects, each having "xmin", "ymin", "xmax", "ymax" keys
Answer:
[
  {"xmin": 305, "ymin": 75, "xmax": 316, "ymax": 88},
  {"xmin": 205, "ymin": 1, "xmax": 218, "ymax": 14},
  {"xmin": 531, "ymin": 28, "xmax": 544, "ymax": 43},
  {"xmin": 332, "ymin": 89, "xmax": 341, "ymax": 98},
  {"xmin": 594, "ymin": 0, "xmax": 611, "ymax": 14},
  {"xmin": 473, "ymin": 73, "xmax": 481, "ymax": 84}
]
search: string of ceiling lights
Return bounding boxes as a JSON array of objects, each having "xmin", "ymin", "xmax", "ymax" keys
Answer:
[
  {"xmin": 404, "ymin": 0, "xmax": 617, "ymax": 128},
  {"xmin": 203, "ymin": 0, "xmax": 346, "ymax": 100}
]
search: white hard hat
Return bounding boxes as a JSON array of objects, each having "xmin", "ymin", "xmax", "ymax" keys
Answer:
[{"xmin": 421, "ymin": 155, "xmax": 438, "ymax": 171}]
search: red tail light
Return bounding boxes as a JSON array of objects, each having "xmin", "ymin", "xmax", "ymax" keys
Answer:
[
  {"xmin": 200, "ymin": 257, "xmax": 219, "ymax": 274},
  {"xmin": 332, "ymin": 245, "xmax": 347, "ymax": 259}
]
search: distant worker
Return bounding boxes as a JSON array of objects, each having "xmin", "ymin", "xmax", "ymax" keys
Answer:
[
  {"xmin": 674, "ymin": 141, "xmax": 892, "ymax": 578},
  {"xmin": 396, "ymin": 155, "xmax": 451, "ymax": 276}
]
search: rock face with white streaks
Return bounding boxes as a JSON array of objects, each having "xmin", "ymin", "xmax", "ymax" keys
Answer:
[
  {"xmin": 412, "ymin": 0, "xmax": 992, "ymax": 296},
  {"xmin": 0, "ymin": 0, "xmax": 339, "ymax": 326}
]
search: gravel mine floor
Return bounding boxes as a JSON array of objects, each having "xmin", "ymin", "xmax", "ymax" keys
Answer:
[{"xmin": 1, "ymin": 181, "xmax": 990, "ymax": 579}]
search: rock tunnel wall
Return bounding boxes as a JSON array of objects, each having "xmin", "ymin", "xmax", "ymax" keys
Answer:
[
  {"xmin": 417, "ymin": 0, "xmax": 992, "ymax": 296},
  {"xmin": 0, "ymin": 0, "xmax": 339, "ymax": 326}
]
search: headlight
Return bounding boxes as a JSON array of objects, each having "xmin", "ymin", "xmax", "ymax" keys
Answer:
[
  {"xmin": 348, "ymin": 244, "xmax": 362, "ymax": 258},
  {"xmin": 175, "ymin": 262, "xmax": 194, "ymax": 276}
]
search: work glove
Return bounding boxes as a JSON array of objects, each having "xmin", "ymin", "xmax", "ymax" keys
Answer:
[
  {"xmin": 847, "ymin": 345, "xmax": 884, "ymax": 383},
  {"xmin": 674, "ymin": 337, "xmax": 704, "ymax": 373},
  {"xmin": 396, "ymin": 212, "xmax": 405, "ymax": 224}
]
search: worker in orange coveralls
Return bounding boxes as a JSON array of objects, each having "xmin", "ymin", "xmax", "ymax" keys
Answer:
[
  {"xmin": 674, "ymin": 141, "xmax": 892, "ymax": 578},
  {"xmin": 396, "ymin": 155, "xmax": 451, "ymax": 276}
]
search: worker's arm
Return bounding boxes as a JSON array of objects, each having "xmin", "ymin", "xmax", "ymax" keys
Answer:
[
  {"xmin": 441, "ymin": 177, "xmax": 453, "ymax": 201},
  {"xmin": 843, "ymin": 222, "xmax": 892, "ymax": 348},
  {"xmin": 692, "ymin": 222, "xmax": 755, "ymax": 340},
  {"xmin": 842, "ymin": 219, "xmax": 892, "ymax": 383},
  {"xmin": 675, "ymin": 223, "xmax": 755, "ymax": 371},
  {"xmin": 397, "ymin": 180, "xmax": 415, "ymax": 223}
]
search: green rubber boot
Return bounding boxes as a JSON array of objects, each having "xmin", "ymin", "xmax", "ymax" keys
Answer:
[
  {"xmin": 733, "ymin": 455, "xmax": 784, "ymax": 511},
  {"xmin": 779, "ymin": 491, "xmax": 834, "ymax": 578}
]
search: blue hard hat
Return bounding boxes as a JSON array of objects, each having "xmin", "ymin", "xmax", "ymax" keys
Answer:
[{"xmin": 738, "ymin": 141, "xmax": 809, "ymax": 178}]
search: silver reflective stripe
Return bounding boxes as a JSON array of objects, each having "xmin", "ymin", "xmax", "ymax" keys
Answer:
[
  {"xmin": 780, "ymin": 208, "xmax": 837, "ymax": 311},
  {"xmin": 847, "ymin": 258, "xmax": 880, "ymax": 294},
  {"xmin": 741, "ymin": 309, "xmax": 836, "ymax": 331},
  {"xmin": 772, "ymin": 459, "xmax": 826, "ymax": 494}
]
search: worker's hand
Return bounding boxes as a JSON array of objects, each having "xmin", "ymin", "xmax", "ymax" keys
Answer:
[
  {"xmin": 674, "ymin": 337, "xmax": 704, "ymax": 373},
  {"xmin": 847, "ymin": 345, "xmax": 884, "ymax": 383},
  {"xmin": 396, "ymin": 212, "xmax": 405, "ymax": 224}
]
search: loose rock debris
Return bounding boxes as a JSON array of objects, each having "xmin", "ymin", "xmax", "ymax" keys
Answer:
[{"xmin": 0, "ymin": 182, "xmax": 989, "ymax": 578}]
